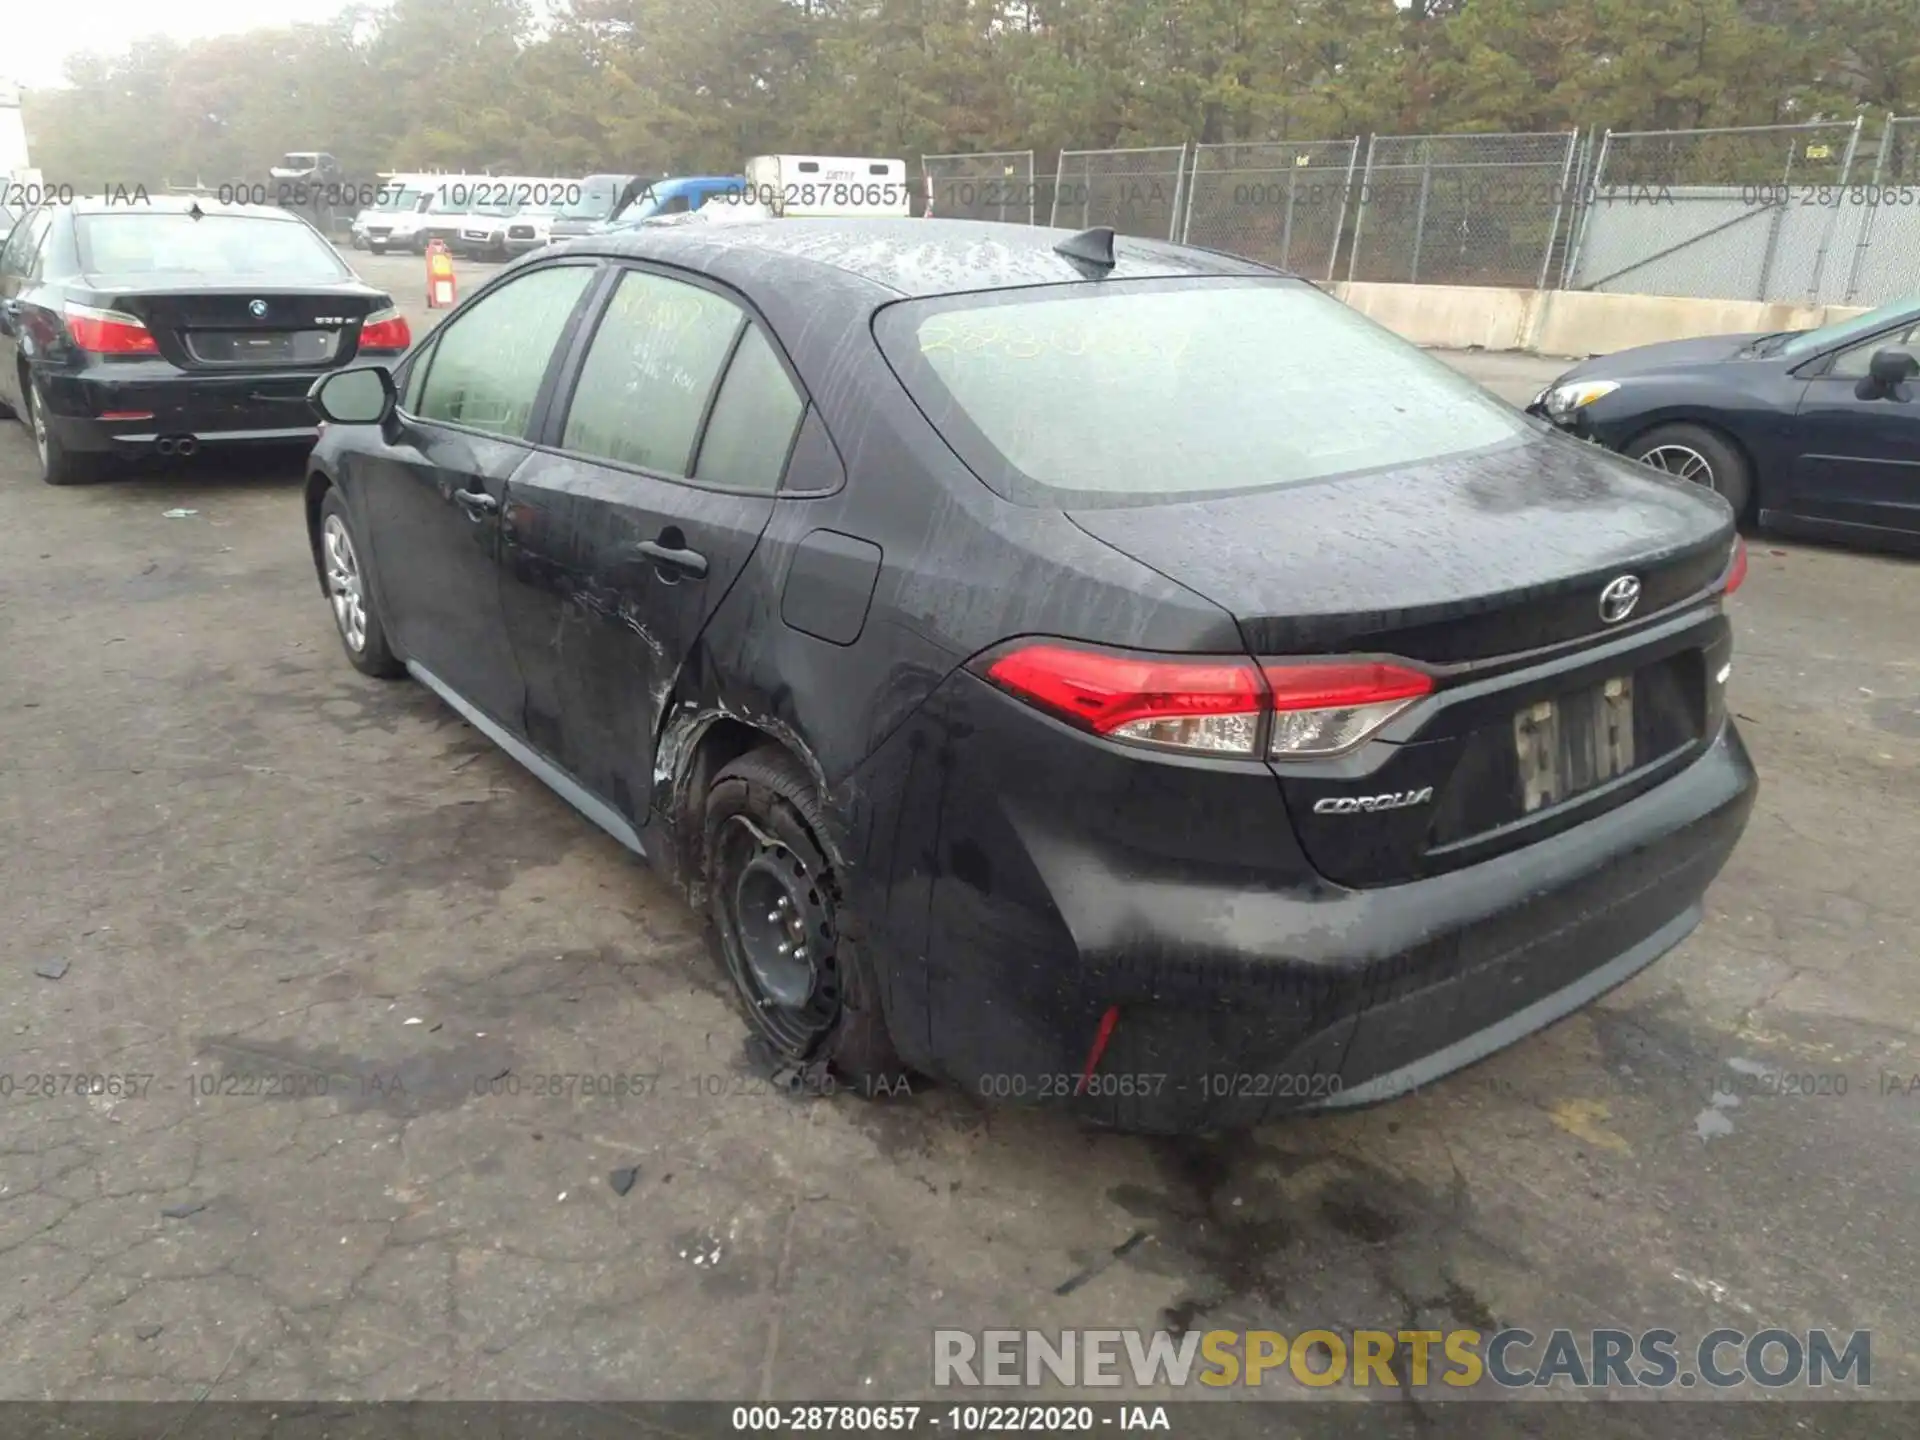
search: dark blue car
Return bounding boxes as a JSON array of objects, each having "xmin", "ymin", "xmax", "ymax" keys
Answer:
[{"xmin": 1528, "ymin": 296, "xmax": 1920, "ymax": 550}]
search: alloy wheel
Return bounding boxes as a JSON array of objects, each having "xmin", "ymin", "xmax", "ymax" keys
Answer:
[
  {"xmin": 713, "ymin": 813, "xmax": 842, "ymax": 1056},
  {"xmin": 322, "ymin": 515, "xmax": 369, "ymax": 653},
  {"xmin": 28, "ymin": 386, "xmax": 49, "ymax": 471},
  {"xmin": 1638, "ymin": 443, "xmax": 1714, "ymax": 487}
]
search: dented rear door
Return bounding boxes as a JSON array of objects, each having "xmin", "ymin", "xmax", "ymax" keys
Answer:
[{"xmin": 498, "ymin": 264, "xmax": 805, "ymax": 828}]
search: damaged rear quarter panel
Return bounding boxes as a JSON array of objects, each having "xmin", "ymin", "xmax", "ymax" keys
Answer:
[{"xmin": 646, "ymin": 299, "xmax": 1245, "ymax": 1067}]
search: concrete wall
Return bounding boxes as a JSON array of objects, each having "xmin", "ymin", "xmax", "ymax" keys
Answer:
[{"xmin": 1332, "ymin": 280, "xmax": 1874, "ymax": 357}]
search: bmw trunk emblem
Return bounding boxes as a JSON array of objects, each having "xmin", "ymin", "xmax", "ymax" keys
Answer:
[
  {"xmin": 1599, "ymin": 574, "xmax": 1642, "ymax": 624},
  {"xmin": 249, "ymin": 299, "xmax": 268, "ymax": 317}
]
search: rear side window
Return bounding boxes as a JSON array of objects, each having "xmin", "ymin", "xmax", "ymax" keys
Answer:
[
  {"xmin": 415, "ymin": 264, "xmax": 593, "ymax": 438},
  {"xmin": 560, "ymin": 269, "xmax": 743, "ymax": 475},
  {"xmin": 75, "ymin": 213, "xmax": 349, "ymax": 281},
  {"xmin": 874, "ymin": 277, "xmax": 1529, "ymax": 506},
  {"xmin": 692, "ymin": 326, "xmax": 805, "ymax": 492},
  {"xmin": 1, "ymin": 208, "xmax": 52, "ymax": 278}
]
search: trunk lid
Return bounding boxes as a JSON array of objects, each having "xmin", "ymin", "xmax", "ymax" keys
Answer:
[
  {"xmin": 1066, "ymin": 431, "xmax": 1733, "ymax": 663},
  {"xmin": 1068, "ymin": 431, "xmax": 1738, "ymax": 888},
  {"xmin": 82, "ymin": 278, "xmax": 386, "ymax": 371}
]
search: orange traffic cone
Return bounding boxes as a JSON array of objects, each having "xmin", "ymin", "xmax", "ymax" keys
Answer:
[{"xmin": 425, "ymin": 240, "xmax": 456, "ymax": 309}]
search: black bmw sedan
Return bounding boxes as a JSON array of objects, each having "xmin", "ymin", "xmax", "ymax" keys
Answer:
[
  {"xmin": 302, "ymin": 218, "xmax": 1756, "ymax": 1133},
  {"xmin": 1528, "ymin": 296, "xmax": 1920, "ymax": 549},
  {"xmin": 0, "ymin": 196, "xmax": 410, "ymax": 485}
]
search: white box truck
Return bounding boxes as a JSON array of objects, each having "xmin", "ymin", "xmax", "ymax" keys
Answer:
[{"xmin": 741, "ymin": 155, "xmax": 911, "ymax": 218}]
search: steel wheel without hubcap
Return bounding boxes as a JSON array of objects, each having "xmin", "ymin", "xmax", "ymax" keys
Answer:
[
  {"xmin": 323, "ymin": 515, "xmax": 369, "ymax": 653},
  {"xmin": 713, "ymin": 813, "xmax": 842, "ymax": 1057},
  {"xmin": 1637, "ymin": 443, "xmax": 1713, "ymax": 487}
]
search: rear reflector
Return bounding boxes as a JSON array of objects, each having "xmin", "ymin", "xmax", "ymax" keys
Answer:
[
  {"xmin": 359, "ymin": 307, "xmax": 411, "ymax": 352},
  {"xmin": 1721, "ymin": 536, "xmax": 1748, "ymax": 596},
  {"xmin": 64, "ymin": 303, "xmax": 159, "ymax": 355},
  {"xmin": 980, "ymin": 643, "xmax": 1434, "ymax": 758}
]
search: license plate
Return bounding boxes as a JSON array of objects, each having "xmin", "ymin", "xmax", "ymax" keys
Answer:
[{"xmin": 1513, "ymin": 676, "xmax": 1635, "ymax": 814}]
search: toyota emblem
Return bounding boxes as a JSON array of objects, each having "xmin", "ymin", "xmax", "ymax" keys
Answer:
[
  {"xmin": 249, "ymin": 299, "xmax": 268, "ymax": 317},
  {"xmin": 1599, "ymin": 574, "xmax": 1642, "ymax": 624}
]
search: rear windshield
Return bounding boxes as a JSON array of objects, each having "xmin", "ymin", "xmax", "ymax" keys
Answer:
[
  {"xmin": 77, "ymin": 212, "xmax": 351, "ymax": 281},
  {"xmin": 874, "ymin": 277, "xmax": 1529, "ymax": 506}
]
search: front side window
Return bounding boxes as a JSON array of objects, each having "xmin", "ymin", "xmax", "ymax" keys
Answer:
[
  {"xmin": 874, "ymin": 277, "xmax": 1530, "ymax": 506},
  {"xmin": 415, "ymin": 264, "xmax": 593, "ymax": 438},
  {"xmin": 560, "ymin": 269, "xmax": 744, "ymax": 475},
  {"xmin": 1828, "ymin": 319, "xmax": 1920, "ymax": 379}
]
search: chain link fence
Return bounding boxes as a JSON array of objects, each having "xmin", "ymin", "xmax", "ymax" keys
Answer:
[
  {"xmin": 1177, "ymin": 140, "xmax": 1360, "ymax": 279},
  {"xmin": 1566, "ymin": 121, "xmax": 1862, "ymax": 302},
  {"xmin": 909, "ymin": 118, "xmax": 1920, "ymax": 301},
  {"xmin": 1050, "ymin": 146, "xmax": 1188, "ymax": 240},
  {"xmin": 921, "ymin": 150, "xmax": 1037, "ymax": 224},
  {"xmin": 1843, "ymin": 116, "xmax": 1920, "ymax": 304},
  {"xmin": 1346, "ymin": 131, "xmax": 1580, "ymax": 287}
]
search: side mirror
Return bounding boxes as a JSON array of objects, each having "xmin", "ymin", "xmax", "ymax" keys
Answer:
[
  {"xmin": 1861, "ymin": 347, "xmax": 1919, "ymax": 399},
  {"xmin": 309, "ymin": 366, "xmax": 395, "ymax": 425}
]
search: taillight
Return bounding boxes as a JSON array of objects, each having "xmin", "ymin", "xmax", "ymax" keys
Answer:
[
  {"xmin": 1721, "ymin": 536, "xmax": 1748, "ymax": 596},
  {"xmin": 985, "ymin": 645, "xmax": 1262, "ymax": 755},
  {"xmin": 64, "ymin": 303, "xmax": 159, "ymax": 355},
  {"xmin": 359, "ymin": 307, "xmax": 411, "ymax": 352},
  {"xmin": 1264, "ymin": 661, "xmax": 1433, "ymax": 758},
  {"xmin": 980, "ymin": 643, "xmax": 1433, "ymax": 758}
]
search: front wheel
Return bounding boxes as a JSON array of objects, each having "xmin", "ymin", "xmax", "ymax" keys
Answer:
[
  {"xmin": 701, "ymin": 747, "xmax": 907, "ymax": 1090},
  {"xmin": 1629, "ymin": 422, "xmax": 1753, "ymax": 524},
  {"xmin": 318, "ymin": 489, "xmax": 405, "ymax": 678}
]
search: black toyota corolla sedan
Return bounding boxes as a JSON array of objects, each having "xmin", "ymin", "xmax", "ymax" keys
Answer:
[
  {"xmin": 1527, "ymin": 295, "xmax": 1920, "ymax": 550},
  {"xmin": 0, "ymin": 196, "xmax": 410, "ymax": 485},
  {"xmin": 302, "ymin": 218, "xmax": 1756, "ymax": 1133}
]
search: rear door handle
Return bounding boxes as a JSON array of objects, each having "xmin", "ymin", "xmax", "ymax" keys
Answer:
[
  {"xmin": 453, "ymin": 487, "xmax": 499, "ymax": 519},
  {"xmin": 630, "ymin": 538, "xmax": 708, "ymax": 580}
]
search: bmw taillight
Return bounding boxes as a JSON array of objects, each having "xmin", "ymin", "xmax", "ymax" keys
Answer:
[
  {"xmin": 359, "ymin": 307, "xmax": 411, "ymax": 352},
  {"xmin": 979, "ymin": 642, "xmax": 1433, "ymax": 758},
  {"xmin": 64, "ymin": 303, "xmax": 159, "ymax": 355}
]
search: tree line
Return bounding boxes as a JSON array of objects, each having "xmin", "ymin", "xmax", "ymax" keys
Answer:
[{"xmin": 20, "ymin": 0, "xmax": 1920, "ymax": 190}]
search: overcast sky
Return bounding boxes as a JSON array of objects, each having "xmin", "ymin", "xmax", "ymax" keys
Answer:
[{"xmin": 8, "ymin": 0, "xmax": 360, "ymax": 90}]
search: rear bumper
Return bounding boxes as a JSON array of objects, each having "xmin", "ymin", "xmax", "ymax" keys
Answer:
[
  {"xmin": 857, "ymin": 671, "xmax": 1756, "ymax": 1134},
  {"xmin": 32, "ymin": 363, "xmax": 356, "ymax": 453}
]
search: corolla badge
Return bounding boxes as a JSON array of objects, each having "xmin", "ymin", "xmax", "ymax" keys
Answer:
[
  {"xmin": 1599, "ymin": 574, "xmax": 1642, "ymax": 624},
  {"xmin": 249, "ymin": 299, "xmax": 268, "ymax": 317},
  {"xmin": 1313, "ymin": 788, "xmax": 1434, "ymax": 815}
]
